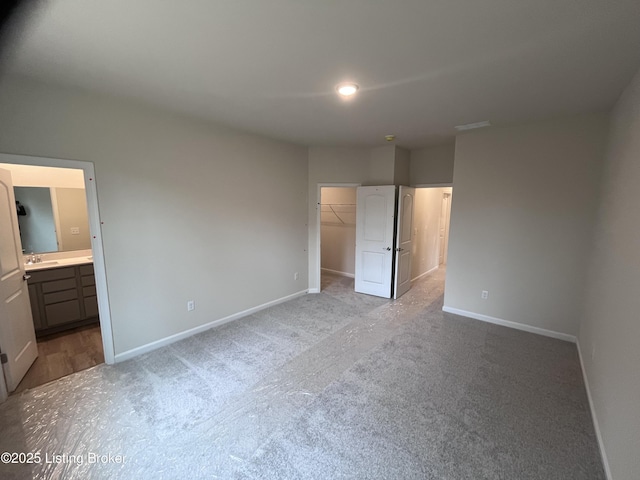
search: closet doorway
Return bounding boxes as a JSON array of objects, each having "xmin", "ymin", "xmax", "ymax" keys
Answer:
[{"xmin": 319, "ymin": 186, "xmax": 358, "ymax": 290}]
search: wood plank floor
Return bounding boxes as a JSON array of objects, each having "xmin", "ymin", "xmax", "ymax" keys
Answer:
[{"xmin": 13, "ymin": 324, "xmax": 104, "ymax": 395}]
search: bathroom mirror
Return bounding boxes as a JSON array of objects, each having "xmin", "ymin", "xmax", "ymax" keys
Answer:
[{"xmin": 14, "ymin": 186, "xmax": 91, "ymax": 254}]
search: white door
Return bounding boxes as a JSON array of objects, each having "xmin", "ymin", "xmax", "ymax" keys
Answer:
[
  {"xmin": 355, "ymin": 185, "xmax": 396, "ymax": 298},
  {"xmin": 0, "ymin": 168, "xmax": 38, "ymax": 396},
  {"xmin": 393, "ymin": 186, "xmax": 415, "ymax": 299}
]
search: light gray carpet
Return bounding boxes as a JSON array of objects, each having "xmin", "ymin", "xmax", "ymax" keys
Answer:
[{"xmin": 0, "ymin": 269, "xmax": 604, "ymax": 479}]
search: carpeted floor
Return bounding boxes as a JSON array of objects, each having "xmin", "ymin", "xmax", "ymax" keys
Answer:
[{"xmin": 0, "ymin": 268, "xmax": 604, "ymax": 479}]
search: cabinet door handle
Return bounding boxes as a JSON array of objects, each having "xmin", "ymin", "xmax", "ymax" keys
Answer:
[{"xmin": 23, "ymin": 274, "xmax": 31, "ymax": 281}]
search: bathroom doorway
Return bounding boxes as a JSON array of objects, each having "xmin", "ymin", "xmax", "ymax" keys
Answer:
[{"xmin": 0, "ymin": 153, "xmax": 113, "ymax": 399}]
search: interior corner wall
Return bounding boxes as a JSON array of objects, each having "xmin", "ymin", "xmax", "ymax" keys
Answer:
[
  {"xmin": 368, "ymin": 145, "xmax": 396, "ymax": 184},
  {"xmin": 0, "ymin": 75, "xmax": 309, "ymax": 357},
  {"xmin": 411, "ymin": 188, "xmax": 446, "ymax": 281},
  {"xmin": 444, "ymin": 112, "xmax": 608, "ymax": 337},
  {"xmin": 393, "ymin": 147, "xmax": 410, "ymax": 186},
  {"xmin": 578, "ymin": 68, "xmax": 640, "ymax": 480},
  {"xmin": 410, "ymin": 143, "xmax": 455, "ymax": 185}
]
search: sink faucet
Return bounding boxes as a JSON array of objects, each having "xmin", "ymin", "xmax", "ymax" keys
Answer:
[{"xmin": 27, "ymin": 253, "xmax": 42, "ymax": 264}]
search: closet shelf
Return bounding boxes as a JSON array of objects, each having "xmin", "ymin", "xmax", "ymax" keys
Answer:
[{"xmin": 320, "ymin": 203, "xmax": 356, "ymax": 226}]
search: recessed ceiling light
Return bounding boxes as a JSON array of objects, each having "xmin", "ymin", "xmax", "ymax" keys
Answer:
[
  {"xmin": 454, "ymin": 121, "xmax": 491, "ymax": 131},
  {"xmin": 336, "ymin": 83, "xmax": 359, "ymax": 97}
]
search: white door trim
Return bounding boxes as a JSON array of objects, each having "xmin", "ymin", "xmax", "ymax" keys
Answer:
[
  {"xmin": 313, "ymin": 183, "xmax": 360, "ymax": 293},
  {"xmin": 0, "ymin": 153, "xmax": 115, "ymax": 365},
  {"xmin": 412, "ymin": 183, "xmax": 453, "ymax": 188}
]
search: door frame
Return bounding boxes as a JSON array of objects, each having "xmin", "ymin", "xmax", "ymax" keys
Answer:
[
  {"xmin": 413, "ymin": 182, "xmax": 453, "ymax": 188},
  {"xmin": 0, "ymin": 153, "xmax": 115, "ymax": 365},
  {"xmin": 312, "ymin": 183, "xmax": 361, "ymax": 293}
]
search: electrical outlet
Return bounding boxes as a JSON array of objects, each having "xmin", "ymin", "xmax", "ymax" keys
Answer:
[
  {"xmin": 481, "ymin": 290, "xmax": 489, "ymax": 300},
  {"xmin": 294, "ymin": 272, "xmax": 299, "ymax": 280},
  {"xmin": 187, "ymin": 300, "xmax": 195, "ymax": 312},
  {"xmin": 70, "ymin": 227, "xmax": 80, "ymax": 235}
]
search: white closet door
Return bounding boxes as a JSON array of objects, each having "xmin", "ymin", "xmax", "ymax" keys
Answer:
[
  {"xmin": 394, "ymin": 186, "xmax": 415, "ymax": 299},
  {"xmin": 355, "ymin": 185, "xmax": 396, "ymax": 298}
]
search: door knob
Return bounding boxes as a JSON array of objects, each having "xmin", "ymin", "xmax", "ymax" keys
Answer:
[
  {"xmin": 23, "ymin": 274, "xmax": 31, "ymax": 281},
  {"xmin": 383, "ymin": 247, "xmax": 391, "ymax": 251},
  {"xmin": 396, "ymin": 247, "xmax": 404, "ymax": 252}
]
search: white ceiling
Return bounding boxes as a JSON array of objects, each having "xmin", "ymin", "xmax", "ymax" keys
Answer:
[{"xmin": 4, "ymin": 0, "xmax": 640, "ymax": 148}]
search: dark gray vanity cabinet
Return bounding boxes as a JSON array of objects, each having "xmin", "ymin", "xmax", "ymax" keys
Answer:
[{"xmin": 27, "ymin": 264, "xmax": 99, "ymax": 336}]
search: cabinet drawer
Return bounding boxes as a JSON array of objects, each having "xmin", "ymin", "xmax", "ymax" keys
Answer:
[
  {"xmin": 44, "ymin": 289, "xmax": 79, "ymax": 305},
  {"xmin": 84, "ymin": 296, "xmax": 99, "ymax": 318},
  {"xmin": 42, "ymin": 278, "xmax": 77, "ymax": 293},
  {"xmin": 79, "ymin": 264, "xmax": 94, "ymax": 276},
  {"xmin": 28, "ymin": 267, "xmax": 75, "ymax": 283},
  {"xmin": 81, "ymin": 275, "xmax": 96, "ymax": 286},
  {"xmin": 83, "ymin": 285, "xmax": 96, "ymax": 297},
  {"xmin": 45, "ymin": 300, "xmax": 81, "ymax": 326}
]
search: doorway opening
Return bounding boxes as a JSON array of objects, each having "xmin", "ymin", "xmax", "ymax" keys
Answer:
[
  {"xmin": 320, "ymin": 186, "xmax": 358, "ymax": 291},
  {"xmin": 411, "ymin": 186, "xmax": 453, "ymax": 282},
  {"xmin": 0, "ymin": 153, "xmax": 114, "ymax": 399},
  {"xmin": 316, "ymin": 183, "xmax": 453, "ymax": 299}
]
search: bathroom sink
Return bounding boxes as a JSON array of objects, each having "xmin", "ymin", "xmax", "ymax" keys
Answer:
[{"xmin": 25, "ymin": 260, "xmax": 58, "ymax": 268}]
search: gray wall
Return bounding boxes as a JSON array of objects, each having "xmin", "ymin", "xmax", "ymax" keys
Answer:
[
  {"xmin": 444, "ymin": 113, "xmax": 608, "ymax": 337},
  {"xmin": 578, "ymin": 68, "xmax": 640, "ymax": 479},
  {"xmin": 410, "ymin": 143, "xmax": 455, "ymax": 185},
  {"xmin": 394, "ymin": 147, "xmax": 410, "ymax": 186},
  {"xmin": 0, "ymin": 75, "xmax": 308, "ymax": 356}
]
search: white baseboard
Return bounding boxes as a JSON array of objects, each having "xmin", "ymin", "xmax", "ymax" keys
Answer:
[
  {"xmin": 411, "ymin": 265, "xmax": 439, "ymax": 283},
  {"xmin": 321, "ymin": 268, "xmax": 355, "ymax": 278},
  {"xmin": 576, "ymin": 341, "xmax": 612, "ymax": 480},
  {"xmin": 441, "ymin": 306, "xmax": 577, "ymax": 343},
  {"xmin": 114, "ymin": 290, "xmax": 308, "ymax": 362},
  {"xmin": 308, "ymin": 288, "xmax": 320, "ymax": 294}
]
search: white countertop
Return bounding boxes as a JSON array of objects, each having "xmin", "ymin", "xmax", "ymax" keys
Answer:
[{"xmin": 25, "ymin": 256, "xmax": 93, "ymax": 271}]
